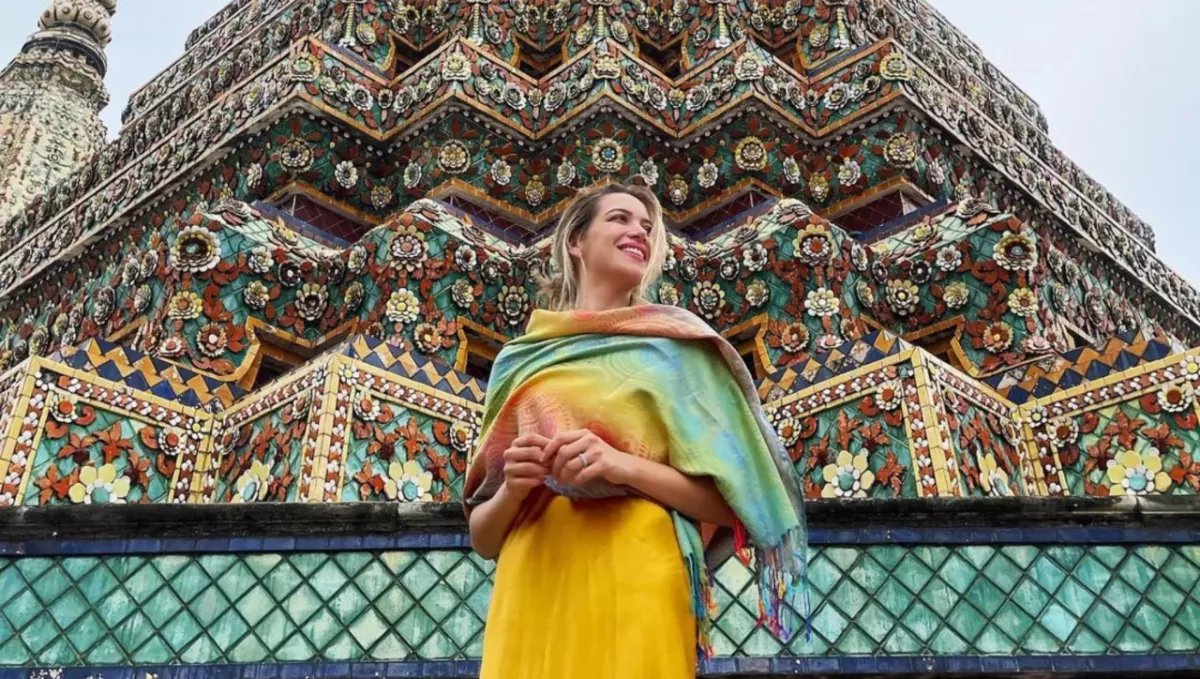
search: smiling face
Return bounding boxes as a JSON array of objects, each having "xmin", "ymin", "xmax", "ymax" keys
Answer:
[{"xmin": 569, "ymin": 192, "xmax": 655, "ymax": 301}]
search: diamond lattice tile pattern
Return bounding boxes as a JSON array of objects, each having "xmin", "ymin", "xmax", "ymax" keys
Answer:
[{"xmin": 0, "ymin": 544, "xmax": 1197, "ymax": 665}]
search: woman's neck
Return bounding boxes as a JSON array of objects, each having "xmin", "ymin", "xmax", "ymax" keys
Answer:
[{"xmin": 574, "ymin": 282, "xmax": 634, "ymax": 312}]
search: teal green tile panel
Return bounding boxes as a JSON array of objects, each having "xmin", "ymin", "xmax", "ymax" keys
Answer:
[{"xmin": 2, "ymin": 544, "xmax": 1200, "ymax": 665}]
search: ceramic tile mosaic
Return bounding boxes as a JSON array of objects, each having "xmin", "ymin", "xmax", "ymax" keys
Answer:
[{"xmin": 0, "ymin": 541, "xmax": 1197, "ymax": 666}]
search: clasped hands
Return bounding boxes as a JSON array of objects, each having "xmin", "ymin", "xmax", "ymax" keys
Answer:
[{"xmin": 502, "ymin": 429, "xmax": 635, "ymax": 500}]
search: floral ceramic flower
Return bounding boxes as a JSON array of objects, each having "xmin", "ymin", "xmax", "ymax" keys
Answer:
[
  {"xmin": 277, "ymin": 261, "xmax": 303, "ymax": 288},
  {"xmin": 821, "ymin": 450, "xmax": 875, "ymax": 498},
  {"xmin": 280, "ymin": 139, "xmax": 313, "ymax": 170},
  {"xmin": 837, "ymin": 160, "xmax": 862, "ymax": 187},
  {"xmin": 1180, "ymin": 357, "xmax": 1200, "ymax": 382},
  {"xmin": 854, "ymin": 280, "xmax": 875, "ymax": 306},
  {"xmin": 693, "ymin": 281, "xmax": 726, "ymax": 320},
  {"xmin": 295, "ymin": 283, "xmax": 328, "ymax": 321},
  {"xmin": 943, "ymin": 281, "xmax": 969, "ymax": 309},
  {"xmin": 91, "ymin": 288, "xmax": 116, "ymax": 322},
  {"xmin": 1106, "ymin": 449, "xmax": 1171, "ymax": 496},
  {"xmin": 525, "ymin": 176, "xmax": 547, "ymax": 206},
  {"xmin": 804, "ymin": 287, "xmax": 840, "ymax": 317},
  {"xmin": 782, "ymin": 156, "xmax": 801, "ymax": 184},
  {"xmin": 734, "ymin": 137, "xmax": 768, "ymax": 171},
  {"xmin": 353, "ymin": 392, "xmax": 381, "ymax": 421},
  {"xmin": 1022, "ymin": 335, "xmax": 1053, "ymax": 354},
  {"xmin": 884, "ymin": 133, "xmax": 918, "ymax": 168},
  {"xmin": 247, "ymin": 247, "xmax": 273, "ymax": 274},
  {"xmin": 808, "ymin": 174, "xmax": 830, "ymax": 202},
  {"xmin": 823, "ymin": 83, "xmax": 850, "ymax": 110},
  {"xmin": 68, "ymin": 464, "xmax": 130, "ymax": 504},
  {"xmin": 158, "ymin": 334, "xmax": 188, "ymax": 359},
  {"xmin": 403, "ymin": 161, "xmax": 423, "ymax": 189},
  {"xmin": 481, "ymin": 259, "xmax": 503, "ymax": 284},
  {"xmin": 234, "ymin": 460, "xmax": 272, "ymax": 503},
  {"xmin": 979, "ymin": 454, "xmax": 1011, "ymax": 497},
  {"xmin": 449, "ymin": 420, "xmax": 477, "ymax": 453},
  {"xmin": 167, "ymin": 291, "xmax": 203, "ymax": 320},
  {"xmin": 880, "ymin": 52, "xmax": 913, "ymax": 80},
  {"xmin": 1007, "ymin": 287, "xmax": 1039, "ymax": 318},
  {"xmin": 335, "ymin": 161, "xmax": 359, "ymax": 189},
  {"xmin": 385, "ymin": 460, "xmax": 434, "ymax": 502},
  {"xmin": 244, "ymin": 280, "xmax": 270, "ymax": 310},
  {"xmin": 774, "ymin": 415, "xmax": 800, "ymax": 447},
  {"xmin": 344, "ymin": 281, "xmax": 365, "ymax": 310},
  {"xmin": 981, "ymin": 322, "xmax": 1014, "ymax": 353},
  {"xmin": 778, "ymin": 322, "xmax": 810, "ymax": 354},
  {"xmin": 742, "ymin": 243, "xmax": 768, "ymax": 272},
  {"xmin": 638, "ymin": 159, "xmax": 659, "ymax": 187},
  {"xmin": 490, "ymin": 159, "xmax": 513, "ymax": 186},
  {"xmin": 500, "ymin": 286, "xmax": 530, "ymax": 326},
  {"xmin": 556, "ymin": 160, "xmax": 576, "ymax": 187},
  {"xmin": 438, "ymin": 141, "xmax": 470, "ymax": 174},
  {"xmin": 885, "ymin": 279, "xmax": 920, "ymax": 315},
  {"xmin": 746, "ymin": 280, "xmax": 769, "ymax": 308},
  {"xmin": 171, "ymin": 226, "xmax": 221, "ymax": 273},
  {"xmin": 909, "ymin": 220, "xmax": 938, "ymax": 243},
  {"xmin": 196, "ymin": 324, "xmax": 228, "ymax": 357},
  {"xmin": 414, "ymin": 322, "xmax": 445, "ymax": 354},
  {"xmin": 390, "ymin": 226, "xmax": 427, "ymax": 271},
  {"xmin": 909, "ymin": 261, "xmax": 933, "ymax": 285},
  {"xmin": 386, "ymin": 289, "xmax": 421, "ymax": 324},
  {"xmin": 371, "ymin": 185, "xmax": 393, "ymax": 209},
  {"xmin": 592, "ymin": 138, "xmax": 624, "ymax": 173},
  {"xmin": 993, "ymin": 231, "xmax": 1038, "ymax": 272},
  {"xmin": 935, "ymin": 246, "xmax": 962, "ymax": 272},
  {"xmin": 795, "ymin": 224, "xmax": 835, "ymax": 265},
  {"xmin": 157, "ymin": 428, "xmax": 186, "ymax": 458},
  {"xmin": 718, "ymin": 257, "xmax": 740, "ymax": 281},
  {"xmin": 1157, "ymin": 382, "xmax": 1195, "ymax": 413},
  {"xmin": 698, "ymin": 160, "xmax": 720, "ymax": 188},
  {"xmin": 667, "ymin": 175, "xmax": 689, "ymax": 205},
  {"xmin": 48, "ymin": 394, "xmax": 79, "ymax": 424},
  {"xmin": 876, "ymin": 381, "xmax": 903, "ymax": 411},
  {"xmin": 451, "ymin": 279, "xmax": 475, "ymax": 308},
  {"xmin": 658, "ymin": 283, "xmax": 680, "ymax": 306},
  {"xmin": 677, "ymin": 258, "xmax": 698, "ymax": 282},
  {"xmin": 1048, "ymin": 417, "xmax": 1079, "ymax": 450}
]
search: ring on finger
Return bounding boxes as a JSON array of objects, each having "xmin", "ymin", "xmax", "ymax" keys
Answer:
[{"xmin": 577, "ymin": 452, "xmax": 589, "ymax": 469}]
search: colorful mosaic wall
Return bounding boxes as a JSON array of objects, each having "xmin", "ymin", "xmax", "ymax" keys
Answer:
[{"xmin": 1, "ymin": 0, "xmax": 1199, "ymax": 675}]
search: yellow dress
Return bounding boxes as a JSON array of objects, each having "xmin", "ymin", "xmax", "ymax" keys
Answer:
[{"xmin": 479, "ymin": 492, "xmax": 697, "ymax": 678}]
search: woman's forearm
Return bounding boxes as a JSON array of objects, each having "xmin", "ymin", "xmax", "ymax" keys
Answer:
[
  {"xmin": 617, "ymin": 456, "xmax": 735, "ymax": 526},
  {"xmin": 467, "ymin": 484, "xmax": 525, "ymax": 560}
]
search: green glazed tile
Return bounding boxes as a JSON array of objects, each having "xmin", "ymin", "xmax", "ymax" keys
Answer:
[
  {"xmin": 229, "ymin": 634, "xmax": 270, "ymax": 663},
  {"xmin": 927, "ymin": 627, "xmax": 969, "ymax": 654},
  {"xmin": 29, "ymin": 567, "xmax": 71, "ymax": 605},
  {"xmin": 159, "ymin": 610, "xmax": 202, "ymax": 653},
  {"xmin": 854, "ymin": 602, "xmax": 895, "ymax": 643},
  {"xmin": 64, "ymin": 613, "xmax": 105, "ymax": 654},
  {"xmin": 262, "ymin": 561, "xmax": 303, "ymax": 600},
  {"xmin": 180, "ymin": 634, "xmax": 221, "ymax": 663},
  {"xmin": 47, "ymin": 589, "xmax": 88, "ymax": 629},
  {"xmin": 123, "ymin": 564, "xmax": 166, "ymax": 604},
  {"xmin": 982, "ymin": 554, "xmax": 1023, "ymax": 594},
  {"xmin": 716, "ymin": 603, "xmax": 757, "ymax": 646},
  {"xmin": 329, "ymin": 586, "xmax": 370, "ymax": 626},
  {"xmin": 1102, "ymin": 577, "xmax": 1142, "ymax": 617},
  {"xmin": 1053, "ymin": 578, "xmax": 1095, "ymax": 619},
  {"xmin": 873, "ymin": 579, "xmax": 915, "ymax": 618},
  {"xmin": 1072, "ymin": 555, "xmax": 1114, "ymax": 595},
  {"xmin": 234, "ymin": 585, "xmax": 274, "ymax": 627},
  {"xmin": 900, "ymin": 601, "xmax": 939, "ymax": 642},
  {"xmin": 1038, "ymin": 602, "xmax": 1078, "ymax": 643},
  {"xmin": 1084, "ymin": 600, "xmax": 1125, "ymax": 642},
  {"xmin": 1114, "ymin": 625, "xmax": 1154, "ymax": 653},
  {"xmin": 322, "ymin": 631, "xmax": 365, "ymax": 660},
  {"xmin": 1159, "ymin": 624, "xmax": 1200, "ymax": 652},
  {"xmin": 4, "ymin": 590, "xmax": 42, "ymax": 630},
  {"xmin": 741, "ymin": 627, "xmax": 783, "ymax": 656},
  {"xmin": 85, "ymin": 636, "xmax": 127, "ymax": 664},
  {"xmin": 974, "ymin": 624, "xmax": 1017, "ymax": 655},
  {"xmin": 142, "ymin": 588, "xmax": 184, "ymax": 629},
  {"xmin": 826, "ymin": 580, "xmax": 869, "ymax": 619},
  {"xmin": 209, "ymin": 608, "xmax": 251, "ymax": 650},
  {"xmin": 416, "ymin": 630, "xmax": 457, "ymax": 659},
  {"xmin": 355, "ymin": 562, "xmax": 396, "ymax": 601},
  {"xmin": 1021, "ymin": 623, "xmax": 1061, "ymax": 653},
  {"xmin": 301, "ymin": 608, "xmax": 341, "ymax": 650},
  {"xmin": 1066, "ymin": 627, "xmax": 1107, "ymax": 654},
  {"xmin": 18, "ymin": 613, "xmax": 59, "ymax": 654},
  {"xmin": 1147, "ymin": 578, "xmax": 1186, "ymax": 617},
  {"xmin": 216, "ymin": 561, "xmax": 256, "ymax": 602},
  {"xmin": 833, "ymin": 625, "xmax": 876, "ymax": 654},
  {"xmin": 399, "ymin": 560, "xmax": 439, "ymax": 599},
  {"xmin": 1130, "ymin": 601, "xmax": 1171, "ymax": 642},
  {"xmin": 946, "ymin": 602, "xmax": 986, "ymax": 643},
  {"xmin": 963, "ymin": 577, "xmax": 1005, "ymax": 617},
  {"xmin": 254, "ymin": 608, "xmax": 297, "ymax": 652},
  {"xmin": 282, "ymin": 584, "xmax": 323, "ymax": 627}
]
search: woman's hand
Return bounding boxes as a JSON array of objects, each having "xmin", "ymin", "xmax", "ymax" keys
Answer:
[
  {"xmin": 503, "ymin": 434, "xmax": 552, "ymax": 500},
  {"xmin": 542, "ymin": 429, "xmax": 636, "ymax": 488}
]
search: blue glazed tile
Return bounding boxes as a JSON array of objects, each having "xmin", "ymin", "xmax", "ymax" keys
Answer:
[
  {"xmin": 1013, "ymin": 656, "xmax": 1052, "ymax": 672},
  {"xmin": 194, "ymin": 538, "xmax": 231, "ymax": 552},
  {"xmin": 281, "ymin": 663, "xmax": 315, "ymax": 679},
  {"xmin": 700, "ymin": 657, "xmax": 736, "ymax": 674},
  {"xmin": 350, "ymin": 663, "xmax": 387, "ymax": 678},
  {"xmin": 979, "ymin": 656, "xmax": 1018, "ymax": 672},
  {"xmin": 769, "ymin": 657, "xmax": 807, "ymax": 674},
  {"xmin": 420, "ymin": 661, "xmax": 458, "ymax": 677},
  {"xmin": 127, "ymin": 538, "xmax": 162, "ymax": 553},
  {"xmin": 736, "ymin": 657, "xmax": 771, "ymax": 673},
  {"xmin": 206, "ymin": 664, "xmax": 241, "ymax": 679},
  {"xmin": 802, "ymin": 656, "xmax": 840, "ymax": 673},
  {"xmin": 229, "ymin": 537, "xmax": 261, "ymax": 551},
  {"xmin": 318, "ymin": 663, "xmax": 351, "ymax": 677},
  {"xmin": 330, "ymin": 536, "xmax": 365, "ymax": 550},
  {"xmin": 871, "ymin": 657, "xmax": 915, "ymax": 673},
  {"xmin": 396, "ymin": 534, "xmax": 431, "ymax": 549},
  {"xmin": 429, "ymin": 533, "xmax": 464, "ymax": 548},
  {"xmin": 939, "ymin": 656, "xmax": 981, "ymax": 673},
  {"xmin": 1155, "ymin": 655, "xmax": 1193, "ymax": 671},
  {"xmin": 263, "ymin": 537, "xmax": 296, "ymax": 552},
  {"xmin": 838, "ymin": 657, "xmax": 877, "ymax": 674},
  {"xmin": 361, "ymin": 535, "xmax": 393, "ymax": 549},
  {"xmin": 386, "ymin": 662, "xmax": 421, "ymax": 677},
  {"xmin": 294, "ymin": 536, "xmax": 332, "ymax": 550}
]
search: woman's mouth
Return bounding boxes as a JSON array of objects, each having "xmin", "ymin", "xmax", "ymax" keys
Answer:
[{"xmin": 618, "ymin": 244, "xmax": 647, "ymax": 262}]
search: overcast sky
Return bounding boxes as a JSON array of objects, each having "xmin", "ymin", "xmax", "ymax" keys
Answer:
[{"xmin": 1, "ymin": 0, "xmax": 1196, "ymax": 284}]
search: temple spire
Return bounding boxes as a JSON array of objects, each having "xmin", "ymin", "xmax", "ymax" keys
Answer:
[{"xmin": 0, "ymin": 0, "xmax": 117, "ymax": 225}]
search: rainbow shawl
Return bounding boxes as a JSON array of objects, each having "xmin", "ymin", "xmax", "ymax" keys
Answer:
[{"xmin": 464, "ymin": 304, "xmax": 809, "ymax": 654}]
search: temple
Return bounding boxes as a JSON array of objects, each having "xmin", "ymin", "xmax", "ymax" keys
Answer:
[{"xmin": 0, "ymin": 0, "xmax": 1197, "ymax": 676}]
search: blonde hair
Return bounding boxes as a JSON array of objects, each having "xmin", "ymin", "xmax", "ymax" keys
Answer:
[{"xmin": 538, "ymin": 183, "xmax": 668, "ymax": 311}]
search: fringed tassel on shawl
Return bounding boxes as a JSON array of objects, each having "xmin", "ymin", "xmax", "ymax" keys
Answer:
[
  {"xmin": 753, "ymin": 525, "xmax": 813, "ymax": 643},
  {"xmin": 685, "ymin": 551, "xmax": 719, "ymax": 660}
]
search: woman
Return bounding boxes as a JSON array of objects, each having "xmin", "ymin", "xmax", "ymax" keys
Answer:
[{"xmin": 463, "ymin": 183, "xmax": 807, "ymax": 678}]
